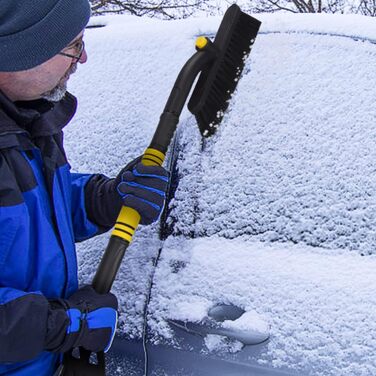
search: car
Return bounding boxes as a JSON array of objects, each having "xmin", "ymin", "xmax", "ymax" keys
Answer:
[{"xmin": 67, "ymin": 10, "xmax": 376, "ymax": 376}]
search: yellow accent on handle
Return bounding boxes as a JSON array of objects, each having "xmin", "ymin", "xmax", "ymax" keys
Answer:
[
  {"xmin": 195, "ymin": 36, "xmax": 208, "ymax": 50},
  {"xmin": 112, "ymin": 206, "xmax": 140, "ymax": 242},
  {"xmin": 142, "ymin": 148, "xmax": 166, "ymax": 167}
]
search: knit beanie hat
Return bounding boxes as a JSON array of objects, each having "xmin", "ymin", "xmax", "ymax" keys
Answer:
[{"xmin": 0, "ymin": 0, "xmax": 91, "ymax": 72}]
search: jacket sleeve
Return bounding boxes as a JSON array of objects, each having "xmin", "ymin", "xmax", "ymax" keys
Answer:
[
  {"xmin": 0, "ymin": 288, "xmax": 49, "ymax": 363},
  {"xmin": 81, "ymin": 173, "xmax": 123, "ymax": 231},
  {"xmin": 0, "ymin": 151, "xmax": 60, "ymax": 363},
  {"xmin": 70, "ymin": 172, "xmax": 109, "ymax": 241},
  {"xmin": 0, "ymin": 288, "xmax": 71, "ymax": 363}
]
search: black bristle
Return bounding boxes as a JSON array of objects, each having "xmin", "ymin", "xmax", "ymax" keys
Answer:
[{"xmin": 188, "ymin": 5, "xmax": 261, "ymax": 137}]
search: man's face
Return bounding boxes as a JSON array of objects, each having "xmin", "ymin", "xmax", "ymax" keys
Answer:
[{"xmin": 0, "ymin": 31, "xmax": 87, "ymax": 102}]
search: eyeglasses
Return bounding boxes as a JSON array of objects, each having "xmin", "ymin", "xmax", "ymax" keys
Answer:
[{"xmin": 59, "ymin": 40, "xmax": 85, "ymax": 63}]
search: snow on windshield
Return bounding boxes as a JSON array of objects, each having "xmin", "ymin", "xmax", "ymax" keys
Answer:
[{"xmin": 171, "ymin": 31, "xmax": 376, "ymax": 255}]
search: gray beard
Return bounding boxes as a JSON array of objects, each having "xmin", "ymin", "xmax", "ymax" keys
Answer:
[
  {"xmin": 41, "ymin": 84, "xmax": 67, "ymax": 102},
  {"xmin": 41, "ymin": 63, "xmax": 77, "ymax": 102}
]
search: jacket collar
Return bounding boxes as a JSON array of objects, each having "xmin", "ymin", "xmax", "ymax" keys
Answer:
[{"xmin": 0, "ymin": 89, "xmax": 77, "ymax": 146}]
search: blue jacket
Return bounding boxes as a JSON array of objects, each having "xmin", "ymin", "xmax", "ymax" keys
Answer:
[{"xmin": 0, "ymin": 91, "xmax": 119, "ymax": 375}]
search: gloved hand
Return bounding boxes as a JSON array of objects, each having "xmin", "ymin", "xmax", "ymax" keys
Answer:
[
  {"xmin": 45, "ymin": 286, "xmax": 118, "ymax": 354},
  {"xmin": 115, "ymin": 157, "xmax": 169, "ymax": 225}
]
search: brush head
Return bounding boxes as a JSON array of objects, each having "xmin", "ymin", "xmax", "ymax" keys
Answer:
[{"xmin": 188, "ymin": 5, "xmax": 261, "ymax": 137}]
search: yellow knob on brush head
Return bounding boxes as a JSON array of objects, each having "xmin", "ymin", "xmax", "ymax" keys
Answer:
[{"xmin": 195, "ymin": 36, "xmax": 208, "ymax": 50}]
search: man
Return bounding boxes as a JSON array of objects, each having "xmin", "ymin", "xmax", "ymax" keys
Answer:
[{"xmin": 0, "ymin": 0, "xmax": 169, "ymax": 374}]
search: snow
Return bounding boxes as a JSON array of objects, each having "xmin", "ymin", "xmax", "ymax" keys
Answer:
[
  {"xmin": 172, "ymin": 297, "xmax": 213, "ymax": 322},
  {"xmin": 170, "ymin": 25, "xmax": 376, "ymax": 255},
  {"xmin": 65, "ymin": 10, "xmax": 376, "ymax": 376},
  {"xmin": 222, "ymin": 311, "xmax": 270, "ymax": 339},
  {"xmin": 258, "ymin": 12, "xmax": 376, "ymax": 43},
  {"xmin": 204, "ymin": 334, "xmax": 244, "ymax": 353},
  {"xmin": 150, "ymin": 237, "xmax": 376, "ymax": 374}
]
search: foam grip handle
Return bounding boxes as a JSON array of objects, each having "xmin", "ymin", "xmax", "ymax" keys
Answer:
[
  {"xmin": 111, "ymin": 206, "xmax": 141, "ymax": 242},
  {"xmin": 141, "ymin": 147, "xmax": 166, "ymax": 167}
]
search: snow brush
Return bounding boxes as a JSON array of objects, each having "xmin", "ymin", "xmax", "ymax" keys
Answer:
[{"xmin": 60, "ymin": 5, "xmax": 261, "ymax": 375}]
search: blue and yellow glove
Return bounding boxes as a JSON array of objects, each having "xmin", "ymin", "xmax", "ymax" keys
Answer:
[{"xmin": 115, "ymin": 159, "xmax": 169, "ymax": 225}]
